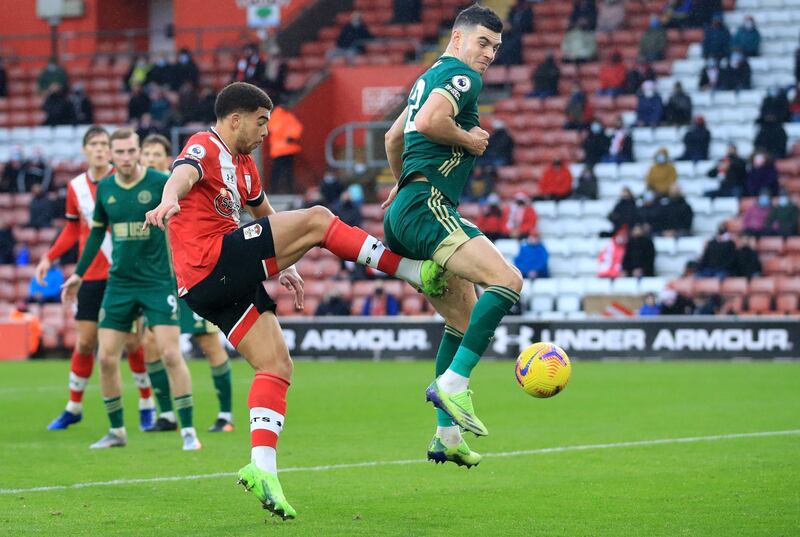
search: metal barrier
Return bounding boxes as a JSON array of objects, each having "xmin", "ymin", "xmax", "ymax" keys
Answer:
[{"xmin": 325, "ymin": 121, "xmax": 393, "ymax": 173}]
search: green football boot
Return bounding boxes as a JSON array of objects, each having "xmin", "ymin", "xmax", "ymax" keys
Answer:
[
  {"xmin": 425, "ymin": 379, "xmax": 489, "ymax": 437},
  {"xmin": 237, "ymin": 462, "xmax": 297, "ymax": 520},
  {"xmin": 427, "ymin": 435, "xmax": 482, "ymax": 468},
  {"xmin": 419, "ymin": 260, "xmax": 448, "ymax": 297}
]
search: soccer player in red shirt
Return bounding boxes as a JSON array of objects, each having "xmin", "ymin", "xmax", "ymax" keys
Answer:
[
  {"xmin": 143, "ymin": 82, "xmax": 446, "ymax": 520},
  {"xmin": 37, "ymin": 126, "xmax": 155, "ymax": 431}
]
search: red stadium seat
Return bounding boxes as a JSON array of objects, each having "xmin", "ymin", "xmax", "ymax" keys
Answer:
[
  {"xmin": 757, "ymin": 237, "xmax": 784, "ymax": 256},
  {"xmin": 746, "ymin": 294, "xmax": 773, "ymax": 314},
  {"xmin": 720, "ymin": 277, "xmax": 748, "ymax": 297},
  {"xmin": 785, "ymin": 237, "xmax": 800, "ymax": 255},
  {"xmin": 776, "ymin": 277, "xmax": 800, "ymax": 294},
  {"xmin": 693, "ymin": 278, "xmax": 720, "ymax": 296},
  {"xmin": 775, "ymin": 294, "xmax": 799, "ymax": 315},
  {"xmin": 668, "ymin": 278, "xmax": 693, "ymax": 297},
  {"xmin": 762, "ymin": 257, "xmax": 791, "ymax": 275},
  {"xmin": 749, "ymin": 277, "xmax": 776, "ymax": 295},
  {"xmin": 401, "ymin": 295, "xmax": 424, "ymax": 315}
]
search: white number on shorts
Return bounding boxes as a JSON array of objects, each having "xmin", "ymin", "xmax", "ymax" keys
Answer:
[{"xmin": 167, "ymin": 295, "xmax": 178, "ymax": 314}]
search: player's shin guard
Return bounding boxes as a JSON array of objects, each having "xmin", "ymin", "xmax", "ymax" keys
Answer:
[
  {"xmin": 320, "ymin": 217, "xmax": 422, "ymax": 285},
  {"xmin": 248, "ymin": 372, "xmax": 289, "ymax": 473},
  {"xmin": 449, "ymin": 286, "xmax": 520, "ymax": 379},
  {"xmin": 211, "ymin": 360, "xmax": 233, "ymax": 415},
  {"xmin": 174, "ymin": 394, "xmax": 194, "ymax": 428},
  {"xmin": 104, "ymin": 396, "xmax": 124, "ymax": 429},
  {"xmin": 127, "ymin": 345, "xmax": 153, "ymax": 401},
  {"xmin": 435, "ymin": 326, "xmax": 463, "ymax": 427},
  {"xmin": 67, "ymin": 351, "xmax": 94, "ymax": 413},
  {"xmin": 146, "ymin": 360, "xmax": 173, "ymax": 416}
]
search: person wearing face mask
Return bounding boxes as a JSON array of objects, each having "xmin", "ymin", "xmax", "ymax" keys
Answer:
[
  {"xmin": 697, "ymin": 223, "xmax": 737, "ymax": 278},
  {"xmin": 705, "ymin": 143, "xmax": 747, "ymax": 198},
  {"xmin": 232, "ymin": 43, "xmax": 264, "ymax": 85},
  {"xmin": 680, "ymin": 115, "xmax": 710, "ymax": 162},
  {"xmin": 146, "ymin": 53, "xmax": 175, "ymax": 89},
  {"xmin": 663, "ymin": 82, "xmax": 693, "ymax": 125},
  {"xmin": 572, "ymin": 166, "xmax": 598, "ymax": 200},
  {"xmin": 124, "ymin": 55, "xmax": 151, "ymax": 91},
  {"xmin": 505, "ymin": 192, "xmax": 538, "ymax": 238},
  {"xmin": 598, "ymin": 51, "xmax": 627, "ymax": 96},
  {"xmin": 765, "ymin": 192, "xmax": 799, "ymax": 237},
  {"xmin": 661, "ymin": 184, "xmax": 694, "ymax": 236},
  {"xmin": 758, "ymin": 86, "xmax": 790, "ymax": 124},
  {"xmin": 537, "ymin": 159, "xmax": 574, "ymax": 200},
  {"xmin": 733, "ymin": 235, "xmax": 762, "ymax": 278},
  {"xmin": 754, "ymin": 115, "xmax": 788, "ymax": 159},
  {"xmin": 604, "ymin": 116, "xmax": 633, "ymax": 163},
  {"xmin": 513, "ymin": 232, "xmax": 549, "ymax": 279},
  {"xmin": 172, "ymin": 48, "xmax": 199, "ymax": 91},
  {"xmin": 636, "ymin": 80, "xmax": 663, "ymax": 127},
  {"xmin": 561, "ymin": 16, "xmax": 597, "ymax": 64},
  {"xmin": 725, "ymin": 50, "xmax": 751, "ymax": 91},
  {"xmin": 646, "ymin": 148, "xmax": 677, "ymax": 196},
  {"xmin": 745, "ymin": 153, "xmax": 780, "ymax": 196},
  {"xmin": 699, "ymin": 58, "xmax": 721, "ymax": 91},
  {"xmin": 476, "ymin": 193, "xmax": 510, "ymax": 241},
  {"xmin": 742, "ymin": 191, "xmax": 773, "ymax": 237},
  {"xmin": 702, "ymin": 14, "xmax": 730, "ymax": 60},
  {"xmin": 639, "ymin": 15, "xmax": 667, "ymax": 61},
  {"xmin": 731, "ymin": 16, "xmax": 760, "ymax": 57},
  {"xmin": 582, "ymin": 120, "xmax": 610, "ymax": 166},
  {"xmin": 608, "ymin": 187, "xmax": 641, "ymax": 234},
  {"xmin": 320, "ymin": 169, "xmax": 344, "ymax": 206}
]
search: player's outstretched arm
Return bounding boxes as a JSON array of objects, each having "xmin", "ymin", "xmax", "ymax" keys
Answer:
[
  {"xmin": 143, "ymin": 164, "xmax": 199, "ymax": 230},
  {"xmin": 414, "ymin": 93, "xmax": 489, "ymax": 156}
]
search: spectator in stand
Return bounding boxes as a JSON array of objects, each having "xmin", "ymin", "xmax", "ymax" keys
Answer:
[
  {"xmin": 604, "ymin": 116, "xmax": 634, "ymax": 163},
  {"xmin": 745, "ymin": 152, "xmax": 780, "ymax": 197},
  {"xmin": 564, "ymin": 81, "xmax": 592, "ymax": 129},
  {"xmin": 177, "ymin": 81, "xmax": 200, "ymax": 124},
  {"xmin": 530, "ymin": 51, "xmax": 561, "ymax": 98},
  {"xmin": 639, "ymin": 15, "xmax": 667, "ymax": 62},
  {"xmin": 27, "ymin": 183, "xmax": 52, "ymax": 229},
  {"xmin": 262, "ymin": 43, "xmax": 288, "ymax": 99},
  {"xmin": 625, "ymin": 57, "xmax": 656, "ymax": 94},
  {"xmin": 464, "ymin": 164, "xmax": 496, "ymax": 203},
  {"xmin": 702, "ymin": 14, "xmax": 731, "ymax": 60},
  {"xmin": 569, "ymin": 0, "xmax": 597, "ymax": 30},
  {"xmin": 693, "ymin": 294, "xmax": 721, "ymax": 315},
  {"xmin": 639, "ymin": 190, "xmax": 665, "ymax": 233},
  {"xmin": 638, "ymin": 293, "xmax": 660, "ymax": 315},
  {"xmin": 315, "ymin": 288, "xmax": 351, "ymax": 316},
  {"xmin": 1, "ymin": 148, "xmax": 25, "ymax": 192},
  {"xmin": 705, "ymin": 143, "xmax": 747, "ymax": 198},
  {"xmin": 507, "ymin": 0, "xmax": 534, "ymax": 34},
  {"xmin": 646, "ymin": 147, "xmax": 677, "ymax": 196},
  {"xmin": 330, "ymin": 12, "xmax": 374, "ymax": 61},
  {"xmin": 758, "ymin": 86, "xmax": 791, "ymax": 124},
  {"xmin": 0, "ymin": 216, "xmax": 14, "ymax": 263},
  {"xmin": 196, "ymin": 85, "xmax": 217, "ymax": 123},
  {"xmin": 495, "ymin": 29, "xmax": 523, "ymax": 66},
  {"xmin": 765, "ymin": 191, "xmax": 799, "ymax": 237},
  {"xmin": 583, "ymin": 120, "xmax": 610, "ymax": 166},
  {"xmin": 0, "ymin": 56, "xmax": 7, "ymax": 97},
  {"xmin": 125, "ymin": 55, "xmax": 151, "ymax": 90},
  {"xmin": 477, "ymin": 194, "xmax": 510, "ymax": 240},
  {"xmin": 19, "ymin": 149, "xmax": 52, "ymax": 192},
  {"xmin": 42, "ymin": 83, "xmax": 76, "ymax": 126},
  {"xmin": 514, "ymin": 233, "xmax": 549, "ymax": 279},
  {"xmin": 392, "ymin": 0, "xmax": 422, "ymax": 23},
  {"xmin": 608, "ymin": 187, "xmax": 641, "ymax": 234},
  {"xmin": 597, "ymin": 0, "xmax": 625, "ymax": 33},
  {"xmin": 662, "ymin": 0, "xmax": 691, "ymax": 29},
  {"xmin": 320, "ymin": 169, "xmax": 344, "ymax": 205},
  {"xmin": 661, "ymin": 184, "xmax": 694, "ymax": 236},
  {"xmin": 724, "ymin": 51, "xmax": 751, "ymax": 91},
  {"xmin": 148, "ymin": 85, "xmax": 173, "ymax": 127},
  {"xmin": 268, "ymin": 98, "xmax": 303, "ymax": 193},
  {"xmin": 127, "ymin": 81, "xmax": 151, "ymax": 121},
  {"xmin": 731, "ymin": 16, "xmax": 760, "ymax": 57},
  {"xmin": 146, "ymin": 53, "xmax": 175, "ymax": 88},
  {"xmin": 68, "ymin": 83, "xmax": 93, "ymax": 125},
  {"xmin": 690, "ymin": 0, "xmax": 722, "ymax": 28},
  {"xmin": 697, "ymin": 223, "xmax": 737, "ymax": 277},
  {"xmin": 232, "ymin": 43, "xmax": 264, "ymax": 85},
  {"xmin": 481, "ymin": 118, "xmax": 514, "ymax": 166},
  {"xmin": 754, "ymin": 116, "xmax": 788, "ymax": 159},
  {"xmin": 789, "ymin": 82, "xmax": 800, "ymax": 121},
  {"xmin": 135, "ymin": 112, "xmax": 163, "ymax": 140},
  {"xmin": 698, "ymin": 58, "xmax": 722, "ymax": 91},
  {"xmin": 296, "ymin": 187, "xmax": 323, "ymax": 209},
  {"xmin": 172, "ymin": 48, "xmax": 199, "ymax": 91},
  {"xmin": 28, "ymin": 264, "xmax": 63, "ymax": 304},
  {"xmin": 561, "ymin": 17, "xmax": 597, "ymax": 64},
  {"xmin": 622, "ymin": 224, "xmax": 655, "ymax": 277},
  {"xmin": 506, "ymin": 192, "xmax": 538, "ymax": 239},
  {"xmin": 742, "ymin": 191, "xmax": 773, "ymax": 236},
  {"xmin": 361, "ymin": 282, "xmax": 400, "ymax": 316},
  {"xmin": 636, "ymin": 80, "xmax": 663, "ymax": 127},
  {"xmin": 598, "ymin": 51, "xmax": 627, "ymax": 96},
  {"xmin": 658, "ymin": 288, "xmax": 695, "ymax": 315},
  {"xmin": 332, "ymin": 190, "xmax": 363, "ymax": 228},
  {"xmin": 733, "ymin": 234, "xmax": 762, "ymax": 278},
  {"xmin": 663, "ymin": 82, "xmax": 693, "ymax": 126},
  {"xmin": 37, "ymin": 57, "xmax": 68, "ymax": 95},
  {"xmin": 572, "ymin": 166, "xmax": 598, "ymax": 200},
  {"xmin": 796, "ymin": 35, "xmax": 800, "ymax": 82},
  {"xmin": 538, "ymin": 159, "xmax": 573, "ymax": 200},
  {"xmin": 680, "ymin": 115, "xmax": 711, "ymax": 161}
]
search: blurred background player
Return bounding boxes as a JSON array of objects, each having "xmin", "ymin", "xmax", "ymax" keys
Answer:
[
  {"xmin": 37, "ymin": 126, "xmax": 155, "ymax": 431},
  {"xmin": 139, "ymin": 134, "xmax": 234, "ymax": 433},
  {"xmin": 61, "ymin": 128, "xmax": 200, "ymax": 450}
]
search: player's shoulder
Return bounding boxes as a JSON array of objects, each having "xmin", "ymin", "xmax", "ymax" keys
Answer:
[
  {"xmin": 180, "ymin": 131, "xmax": 220, "ymax": 161},
  {"xmin": 429, "ymin": 57, "xmax": 481, "ymax": 84}
]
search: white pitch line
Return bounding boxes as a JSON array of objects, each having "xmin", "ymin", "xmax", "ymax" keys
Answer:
[{"xmin": 2, "ymin": 429, "xmax": 798, "ymax": 495}]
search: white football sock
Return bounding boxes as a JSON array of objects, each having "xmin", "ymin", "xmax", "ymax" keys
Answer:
[
  {"xmin": 159, "ymin": 411, "xmax": 176, "ymax": 423},
  {"xmin": 65, "ymin": 401, "xmax": 82, "ymax": 414},
  {"xmin": 139, "ymin": 397, "xmax": 156, "ymax": 410},
  {"xmin": 396, "ymin": 258, "xmax": 423, "ymax": 286},
  {"xmin": 252, "ymin": 446, "xmax": 277, "ymax": 473},
  {"xmin": 217, "ymin": 411, "xmax": 233, "ymax": 422},
  {"xmin": 437, "ymin": 425, "xmax": 462, "ymax": 448},
  {"xmin": 181, "ymin": 426, "xmax": 197, "ymax": 437},
  {"xmin": 439, "ymin": 369, "xmax": 469, "ymax": 393},
  {"xmin": 110, "ymin": 426, "xmax": 127, "ymax": 438}
]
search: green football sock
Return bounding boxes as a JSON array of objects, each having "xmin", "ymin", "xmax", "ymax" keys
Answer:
[
  {"xmin": 435, "ymin": 325, "xmax": 464, "ymax": 426},
  {"xmin": 450, "ymin": 285, "xmax": 520, "ymax": 378},
  {"xmin": 211, "ymin": 360, "xmax": 233, "ymax": 414},
  {"xmin": 174, "ymin": 394, "xmax": 194, "ymax": 429},
  {"xmin": 104, "ymin": 396, "xmax": 124, "ymax": 429},
  {"xmin": 146, "ymin": 360, "xmax": 173, "ymax": 414}
]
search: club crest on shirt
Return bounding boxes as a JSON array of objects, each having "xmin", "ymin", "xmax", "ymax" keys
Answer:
[
  {"xmin": 243, "ymin": 223, "xmax": 262, "ymax": 240},
  {"xmin": 137, "ymin": 190, "xmax": 152, "ymax": 204},
  {"xmin": 185, "ymin": 144, "xmax": 206, "ymax": 161},
  {"xmin": 214, "ymin": 187, "xmax": 239, "ymax": 217}
]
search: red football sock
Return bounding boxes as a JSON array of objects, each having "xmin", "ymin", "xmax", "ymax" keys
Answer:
[
  {"xmin": 68, "ymin": 351, "xmax": 94, "ymax": 403},
  {"xmin": 127, "ymin": 345, "xmax": 152, "ymax": 399},
  {"xmin": 321, "ymin": 217, "xmax": 401, "ymax": 276},
  {"xmin": 248, "ymin": 372, "xmax": 289, "ymax": 451}
]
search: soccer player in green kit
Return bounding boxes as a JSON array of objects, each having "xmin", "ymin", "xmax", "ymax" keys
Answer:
[
  {"xmin": 383, "ymin": 4, "xmax": 522, "ymax": 467},
  {"xmin": 61, "ymin": 128, "xmax": 201, "ymax": 451}
]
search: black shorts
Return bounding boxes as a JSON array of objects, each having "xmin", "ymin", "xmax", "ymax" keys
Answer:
[
  {"xmin": 75, "ymin": 279, "xmax": 107, "ymax": 322},
  {"xmin": 183, "ymin": 217, "xmax": 278, "ymax": 347}
]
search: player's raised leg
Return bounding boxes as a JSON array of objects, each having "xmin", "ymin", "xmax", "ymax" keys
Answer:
[
  {"xmin": 90, "ymin": 328, "xmax": 130, "ymax": 448},
  {"xmin": 235, "ymin": 311, "xmax": 296, "ymax": 520},
  {"xmin": 198, "ymin": 333, "xmax": 234, "ymax": 432},
  {"xmin": 124, "ymin": 329, "xmax": 155, "ymax": 431},
  {"xmin": 48, "ymin": 320, "xmax": 97, "ymax": 430}
]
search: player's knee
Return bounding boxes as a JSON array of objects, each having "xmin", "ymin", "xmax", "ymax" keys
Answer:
[
  {"xmin": 159, "ymin": 347, "xmax": 183, "ymax": 368},
  {"xmin": 306, "ymin": 205, "xmax": 335, "ymax": 235},
  {"xmin": 252, "ymin": 353, "xmax": 293, "ymax": 380},
  {"xmin": 497, "ymin": 265, "xmax": 524, "ymax": 294},
  {"xmin": 98, "ymin": 352, "xmax": 118, "ymax": 373},
  {"xmin": 76, "ymin": 339, "xmax": 95, "ymax": 356}
]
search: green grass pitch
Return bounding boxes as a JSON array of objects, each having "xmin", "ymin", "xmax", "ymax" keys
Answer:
[{"xmin": 0, "ymin": 359, "xmax": 798, "ymax": 536}]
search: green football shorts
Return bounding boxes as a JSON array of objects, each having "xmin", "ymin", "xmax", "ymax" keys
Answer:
[
  {"xmin": 179, "ymin": 298, "xmax": 219, "ymax": 335},
  {"xmin": 383, "ymin": 180, "xmax": 483, "ymax": 266},
  {"xmin": 98, "ymin": 284, "xmax": 180, "ymax": 332}
]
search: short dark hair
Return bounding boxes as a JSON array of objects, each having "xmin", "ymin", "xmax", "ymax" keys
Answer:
[
  {"xmin": 214, "ymin": 82, "xmax": 273, "ymax": 120},
  {"xmin": 453, "ymin": 4, "xmax": 503, "ymax": 34},
  {"xmin": 142, "ymin": 133, "xmax": 171, "ymax": 155},
  {"xmin": 109, "ymin": 127, "xmax": 139, "ymax": 145},
  {"xmin": 83, "ymin": 125, "xmax": 109, "ymax": 147}
]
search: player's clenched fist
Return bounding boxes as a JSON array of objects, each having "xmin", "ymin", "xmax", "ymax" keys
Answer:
[
  {"xmin": 143, "ymin": 198, "xmax": 181, "ymax": 231},
  {"xmin": 466, "ymin": 126, "xmax": 489, "ymax": 156}
]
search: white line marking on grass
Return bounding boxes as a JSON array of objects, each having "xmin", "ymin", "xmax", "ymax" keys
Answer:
[{"xmin": 2, "ymin": 429, "xmax": 798, "ymax": 495}]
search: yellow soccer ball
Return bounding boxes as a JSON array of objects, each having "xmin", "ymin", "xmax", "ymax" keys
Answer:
[{"xmin": 514, "ymin": 342, "xmax": 572, "ymax": 398}]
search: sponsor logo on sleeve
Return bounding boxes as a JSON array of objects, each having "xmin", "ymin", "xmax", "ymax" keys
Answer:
[{"xmin": 184, "ymin": 144, "xmax": 206, "ymax": 161}]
